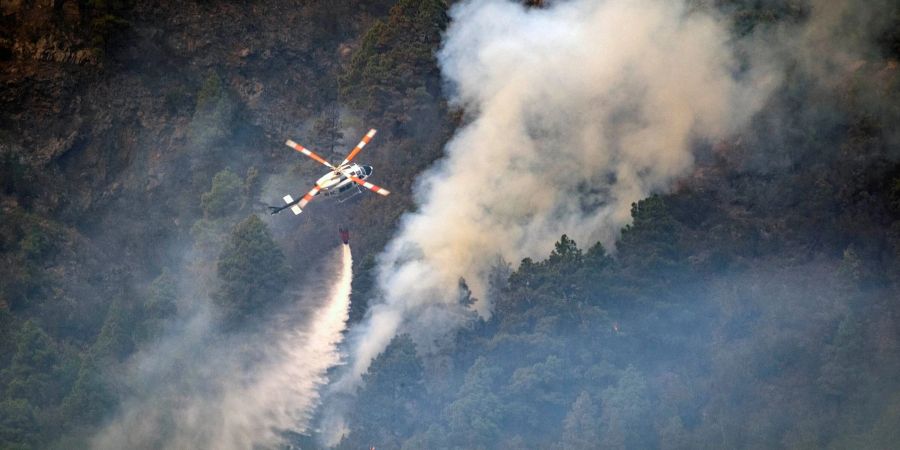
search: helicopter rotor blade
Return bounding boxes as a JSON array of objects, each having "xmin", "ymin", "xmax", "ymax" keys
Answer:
[
  {"xmin": 279, "ymin": 184, "xmax": 322, "ymax": 215},
  {"xmin": 297, "ymin": 185, "xmax": 322, "ymax": 209},
  {"xmin": 344, "ymin": 173, "xmax": 391, "ymax": 196},
  {"xmin": 339, "ymin": 129, "xmax": 377, "ymax": 168},
  {"xmin": 285, "ymin": 140, "xmax": 337, "ymax": 171}
]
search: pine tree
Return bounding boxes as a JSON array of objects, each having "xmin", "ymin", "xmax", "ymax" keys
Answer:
[
  {"xmin": 214, "ymin": 215, "xmax": 288, "ymax": 327},
  {"xmin": 561, "ymin": 392, "xmax": 600, "ymax": 450},
  {"xmin": 201, "ymin": 169, "xmax": 243, "ymax": 218},
  {"xmin": 342, "ymin": 334, "xmax": 426, "ymax": 449}
]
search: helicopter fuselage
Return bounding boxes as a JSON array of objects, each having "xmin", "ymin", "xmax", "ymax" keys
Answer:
[
  {"xmin": 273, "ymin": 129, "xmax": 389, "ymax": 216},
  {"xmin": 316, "ymin": 164, "xmax": 374, "ymax": 197}
]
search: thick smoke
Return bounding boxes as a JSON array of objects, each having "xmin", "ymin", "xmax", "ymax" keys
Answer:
[
  {"xmin": 344, "ymin": 0, "xmax": 773, "ymax": 385},
  {"xmin": 322, "ymin": 0, "xmax": 779, "ymax": 443},
  {"xmin": 93, "ymin": 245, "xmax": 353, "ymax": 450}
]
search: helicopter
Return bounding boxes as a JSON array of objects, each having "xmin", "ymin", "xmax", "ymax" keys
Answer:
[{"xmin": 269, "ymin": 128, "xmax": 391, "ymax": 215}]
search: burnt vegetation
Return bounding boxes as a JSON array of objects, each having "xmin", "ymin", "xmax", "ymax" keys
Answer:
[{"xmin": 0, "ymin": 0, "xmax": 899, "ymax": 449}]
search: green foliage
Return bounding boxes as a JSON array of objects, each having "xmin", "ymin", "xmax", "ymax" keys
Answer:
[
  {"xmin": 145, "ymin": 268, "xmax": 177, "ymax": 319},
  {"xmin": 311, "ymin": 110, "xmax": 344, "ymax": 151},
  {"xmin": 340, "ymin": 0, "xmax": 448, "ymax": 118},
  {"xmin": 342, "ymin": 334, "xmax": 426, "ymax": 449},
  {"xmin": 243, "ymin": 166, "xmax": 260, "ymax": 200},
  {"xmin": 584, "ymin": 241, "xmax": 612, "ymax": 271},
  {"xmin": 59, "ymin": 357, "xmax": 115, "ymax": 427},
  {"xmin": 0, "ymin": 399, "xmax": 37, "ymax": 448},
  {"xmin": 618, "ymin": 195, "xmax": 683, "ymax": 276},
  {"xmin": 90, "ymin": 300, "xmax": 134, "ymax": 362},
  {"xmin": 1, "ymin": 322, "xmax": 76, "ymax": 409},
  {"xmin": 201, "ymin": 169, "xmax": 243, "ymax": 218},
  {"xmin": 214, "ymin": 215, "xmax": 288, "ymax": 327},
  {"xmin": 337, "ymin": 171, "xmax": 900, "ymax": 448},
  {"xmin": 457, "ymin": 277, "xmax": 476, "ymax": 308},
  {"xmin": 0, "ymin": 1, "xmax": 897, "ymax": 448},
  {"xmin": 0, "ymin": 321, "xmax": 81, "ymax": 448},
  {"xmin": 0, "ymin": 210, "xmax": 64, "ymax": 263},
  {"xmin": 506, "ymin": 235, "xmax": 594, "ymax": 302},
  {"xmin": 599, "ymin": 366, "xmax": 654, "ymax": 449},
  {"xmin": 20, "ymin": 229, "xmax": 53, "ymax": 261},
  {"xmin": 548, "ymin": 235, "xmax": 583, "ymax": 269},
  {"xmin": 839, "ymin": 246, "xmax": 865, "ymax": 284},
  {"xmin": 196, "ymin": 73, "xmax": 225, "ymax": 112},
  {"xmin": 445, "ymin": 358, "xmax": 505, "ymax": 448},
  {"xmin": 561, "ymin": 392, "xmax": 600, "ymax": 450},
  {"xmin": 507, "ymin": 355, "xmax": 568, "ymax": 406},
  {"xmin": 189, "ymin": 73, "xmax": 235, "ymax": 148}
]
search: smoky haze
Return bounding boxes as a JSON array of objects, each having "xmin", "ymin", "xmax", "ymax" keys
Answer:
[
  {"xmin": 91, "ymin": 245, "xmax": 353, "ymax": 450},
  {"xmin": 340, "ymin": 0, "xmax": 774, "ymax": 390},
  {"xmin": 322, "ymin": 0, "xmax": 782, "ymax": 442}
]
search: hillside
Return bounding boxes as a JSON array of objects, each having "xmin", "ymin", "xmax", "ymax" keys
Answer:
[{"xmin": 1, "ymin": 0, "xmax": 899, "ymax": 449}]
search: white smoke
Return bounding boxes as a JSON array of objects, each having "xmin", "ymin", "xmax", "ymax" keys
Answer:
[
  {"xmin": 93, "ymin": 245, "xmax": 353, "ymax": 450},
  {"xmin": 322, "ymin": 0, "xmax": 778, "ymax": 443},
  {"xmin": 345, "ymin": 0, "xmax": 773, "ymax": 383}
]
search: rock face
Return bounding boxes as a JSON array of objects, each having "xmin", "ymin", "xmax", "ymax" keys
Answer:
[
  {"xmin": 2, "ymin": 1, "xmax": 322, "ymax": 214},
  {"xmin": 1, "ymin": 3, "xmax": 450, "ymax": 442},
  {"xmin": 0, "ymin": 0, "xmax": 448, "ymax": 346},
  {"xmin": 0, "ymin": 0, "xmax": 403, "ymax": 334}
]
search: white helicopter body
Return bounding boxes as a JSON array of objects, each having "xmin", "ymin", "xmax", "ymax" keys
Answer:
[{"xmin": 270, "ymin": 129, "xmax": 390, "ymax": 216}]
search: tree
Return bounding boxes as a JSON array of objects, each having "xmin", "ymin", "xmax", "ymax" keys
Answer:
[
  {"xmin": 583, "ymin": 242, "xmax": 613, "ymax": 272},
  {"xmin": 2, "ymin": 321, "xmax": 75, "ymax": 408},
  {"xmin": 599, "ymin": 366, "xmax": 654, "ymax": 449},
  {"xmin": 339, "ymin": 0, "xmax": 448, "ymax": 120},
  {"xmin": 136, "ymin": 268, "xmax": 178, "ymax": 342},
  {"xmin": 548, "ymin": 235, "xmax": 583, "ymax": 268},
  {"xmin": 342, "ymin": 334, "xmax": 426, "ymax": 449},
  {"xmin": 147, "ymin": 268, "xmax": 177, "ymax": 317},
  {"xmin": 658, "ymin": 416, "xmax": 690, "ymax": 450},
  {"xmin": 201, "ymin": 169, "xmax": 243, "ymax": 218},
  {"xmin": 189, "ymin": 73, "xmax": 235, "ymax": 148},
  {"xmin": 458, "ymin": 277, "xmax": 476, "ymax": 308},
  {"xmin": 90, "ymin": 299, "xmax": 134, "ymax": 362},
  {"xmin": 617, "ymin": 195, "xmax": 683, "ymax": 277},
  {"xmin": 59, "ymin": 356, "xmax": 115, "ymax": 427},
  {"xmin": 561, "ymin": 392, "xmax": 600, "ymax": 450},
  {"xmin": 0, "ymin": 398, "xmax": 37, "ymax": 448},
  {"xmin": 214, "ymin": 215, "xmax": 288, "ymax": 327},
  {"xmin": 445, "ymin": 357, "xmax": 505, "ymax": 448}
]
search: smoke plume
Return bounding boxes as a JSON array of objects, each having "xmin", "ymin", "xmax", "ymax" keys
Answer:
[
  {"xmin": 93, "ymin": 245, "xmax": 353, "ymax": 450},
  {"xmin": 349, "ymin": 0, "xmax": 774, "ymax": 380},
  {"xmin": 321, "ymin": 0, "xmax": 780, "ymax": 443}
]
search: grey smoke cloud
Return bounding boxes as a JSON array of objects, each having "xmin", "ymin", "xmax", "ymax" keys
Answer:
[
  {"xmin": 323, "ymin": 0, "xmax": 779, "ymax": 442},
  {"xmin": 92, "ymin": 245, "xmax": 353, "ymax": 450}
]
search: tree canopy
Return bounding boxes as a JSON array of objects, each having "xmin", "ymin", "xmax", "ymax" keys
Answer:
[{"xmin": 214, "ymin": 215, "xmax": 289, "ymax": 326}]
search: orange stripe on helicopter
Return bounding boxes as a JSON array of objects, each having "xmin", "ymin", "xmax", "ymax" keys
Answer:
[
  {"xmin": 348, "ymin": 175, "xmax": 390, "ymax": 196},
  {"xmin": 298, "ymin": 186, "xmax": 321, "ymax": 208},
  {"xmin": 341, "ymin": 129, "xmax": 377, "ymax": 166},
  {"xmin": 286, "ymin": 140, "xmax": 335, "ymax": 169}
]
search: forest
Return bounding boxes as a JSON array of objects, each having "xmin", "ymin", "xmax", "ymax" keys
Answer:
[{"xmin": 1, "ymin": 0, "xmax": 899, "ymax": 449}]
